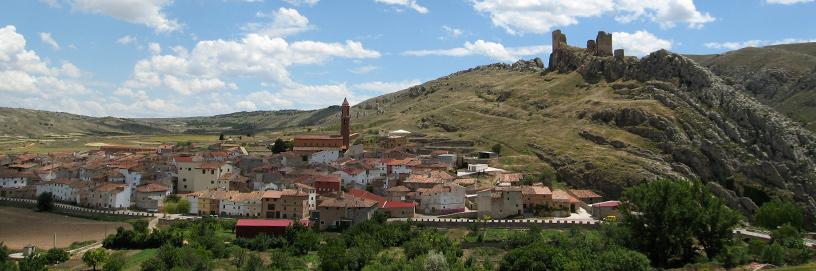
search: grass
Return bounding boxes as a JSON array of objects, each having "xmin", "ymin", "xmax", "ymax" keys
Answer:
[
  {"xmin": 770, "ymin": 263, "xmax": 816, "ymax": 271},
  {"xmin": 66, "ymin": 240, "xmax": 96, "ymax": 250},
  {"xmin": 123, "ymin": 249, "xmax": 158, "ymax": 271}
]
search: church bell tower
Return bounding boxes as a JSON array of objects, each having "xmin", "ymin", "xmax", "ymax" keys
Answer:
[{"xmin": 341, "ymin": 98, "xmax": 350, "ymax": 149}]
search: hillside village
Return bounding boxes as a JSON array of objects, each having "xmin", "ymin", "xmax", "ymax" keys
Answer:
[{"xmin": 0, "ymin": 98, "xmax": 613, "ymax": 231}]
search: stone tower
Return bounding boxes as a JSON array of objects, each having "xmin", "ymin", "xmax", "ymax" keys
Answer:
[
  {"xmin": 552, "ymin": 30, "xmax": 567, "ymax": 51},
  {"xmin": 341, "ymin": 97, "xmax": 350, "ymax": 148},
  {"xmin": 595, "ymin": 31, "xmax": 613, "ymax": 57}
]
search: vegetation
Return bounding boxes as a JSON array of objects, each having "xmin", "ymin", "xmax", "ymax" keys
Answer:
[
  {"xmin": 163, "ymin": 197, "xmax": 190, "ymax": 214},
  {"xmin": 42, "ymin": 248, "xmax": 69, "ymax": 265},
  {"xmin": 104, "ymin": 252, "xmax": 126, "ymax": 271},
  {"xmin": 755, "ymin": 199, "xmax": 805, "ymax": 230},
  {"xmin": 36, "ymin": 192, "xmax": 53, "ymax": 212},
  {"xmin": 270, "ymin": 138, "xmax": 290, "ymax": 153},
  {"xmin": 0, "ymin": 243, "xmax": 16, "ymax": 271},
  {"xmin": 82, "ymin": 248, "xmax": 109, "ymax": 271},
  {"xmin": 617, "ymin": 179, "xmax": 742, "ymax": 268},
  {"xmin": 103, "ymin": 221, "xmax": 183, "ymax": 249}
]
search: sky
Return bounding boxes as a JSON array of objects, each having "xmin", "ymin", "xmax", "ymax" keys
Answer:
[{"xmin": 1, "ymin": 0, "xmax": 815, "ymax": 118}]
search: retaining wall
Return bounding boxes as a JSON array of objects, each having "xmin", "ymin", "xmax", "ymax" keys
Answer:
[{"xmin": 0, "ymin": 197, "xmax": 155, "ymax": 218}]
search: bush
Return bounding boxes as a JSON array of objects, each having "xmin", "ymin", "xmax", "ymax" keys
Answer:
[
  {"xmin": 36, "ymin": 192, "xmax": 54, "ymax": 212},
  {"xmin": 755, "ymin": 199, "xmax": 804, "ymax": 230},
  {"xmin": 18, "ymin": 255, "xmax": 46, "ymax": 271},
  {"xmin": 103, "ymin": 252, "xmax": 126, "ymax": 271},
  {"xmin": 82, "ymin": 248, "xmax": 108, "ymax": 271},
  {"xmin": 42, "ymin": 248, "xmax": 69, "ymax": 265},
  {"xmin": 491, "ymin": 144, "xmax": 502, "ymax": 155},
  {"xmin": 760, "ymin": 243, "xmax": 785, "ymax": 266}
]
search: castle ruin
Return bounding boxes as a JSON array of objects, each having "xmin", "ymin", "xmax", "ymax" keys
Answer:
[{"xmin": 550, "ymin": 30, "xmax": 621, "ymax": 58}]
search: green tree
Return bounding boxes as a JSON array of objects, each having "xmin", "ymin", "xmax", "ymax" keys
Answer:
[
  {"xmin": 219, "ymin": 134, "xmax": 225, "ymax": 141},
  {"xmin": 423, "ymin": 251, "xmax": 449, "ymax": 271},
  {"xmin": 242, "ymin": 253, "xmax": 263, "ymax": 271},
  {"xmin": 318, "ymin": 238, "xmax": 348, "ymax": 271},
  {"xmin": 491, "ymin": 144, "xmax": 502, "ymax": 155},
  {"xmin": 755, "ymin": 199, "xmax": 804, "ymax": 230},
  {"xmin": 42, "ymin": 248, "xmax": 69, "ymax": 264},
  {"xmin": 692, "ymin": 183, "xmax": 742, "ymax": 259},
  {"xmin": 18, "ymin": 255, "xmax": 46, "ymax": 271},
  {"xmin": 271, "ymin": 138, "xmax": 288, "ymax": 153},
  {"xmin": 36, "ymin": 192, "xmax": 54, "ymax": 212},
  {"xmin": 103, "ymin": 252, "xmax": 126, "ymax": 271},
  {"xmin": 760, "ymin": 243, "xmax": 785, "ymax": 266},
  {"xmin": 0, "ymin": 242, "xmax": 15, "ymax": 271},
  {"xmin": 131, "ymin": 220, "xmax": 150, "ymax": 235},
  {"xmin": 82, "ymin": 248, "xmax": 108, "ymax": 271},
  {"xmin": 176, "ymin": 198, "xmax": 191, "ymax": 214}
]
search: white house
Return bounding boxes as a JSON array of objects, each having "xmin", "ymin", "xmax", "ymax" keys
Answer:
[
  {"xmin": 0, "ymin": 171, "xmax": 31, "ymax": 188},
  {"xmin": 116, "ymin": 168, "xmax": 142, "ymax": 192},
  {"xmin": 86, "ymin": 183, "xmax": 131, "ymax": 209},
  {"xmin": 416, "ymin": 183, "xmax": 466, "ymax": 215},
  {"xmin": 308, "ymin": 149, "xmax": 340, "ymax": 165},
  {"xmin": 335, "ymin": 167, "xmax": 369, "ymax": 187},
  {"xmin": 36, "ymin": 179, "xmax": 83, "ymax": 204},
  {"xmin": 219, "ymin": 191, "xmax": 263, "ymax": 217}
]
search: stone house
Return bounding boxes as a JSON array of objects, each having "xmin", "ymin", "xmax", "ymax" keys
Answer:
[
  {"xmin": 416, "ymin": 182, "xmax": 466, "ymax": 215},
  {"xmin": 85, "ymin": 182, "xmax": 130, "ymax": 209},
  {"xmin": 569, "ymin": 189, "xmax": 602, "ymax": 204},
  {"xmin": 522, "ymin": 185, "xmax": 553, "ymax": 215},
  {"xmin": 551, "ymin": 189, "xmax": 580, "ymax": 217},
  {"xmin": 316, "ymin": 194, "xmax": 379, "ymax": 230},
  {"xmin": 220, "ymin": 191, "xmax": 264, "ymax": 217},
  {"xmin": 262, "ymin": 189, "xmax": 310, "ymax": 220},
  {"xmin": 477, "ymin": 186, "xmax": 523, "ymax": 219},
  {"xmin": 134, "ymin": 183, "xmax": 170, "ymax": 212}
]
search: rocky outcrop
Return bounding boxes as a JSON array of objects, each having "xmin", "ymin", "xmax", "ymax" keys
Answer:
[{"xmin": 547, "ymin": 31, "xmax": 816, "ymax": 222}]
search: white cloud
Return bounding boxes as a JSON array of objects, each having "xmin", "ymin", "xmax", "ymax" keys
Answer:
[
  {"xmin": 148, "ymin": 42, "xmax": 161, "ymax": 55},
  {"xmin": 353, "ymin": 79, "xmax": 422, "ymax": 93},
  {"xmin": 116, "ymin": 35, "xmax": 136, "ymax": 45},
  {"xmin": 472, "ymin": 0, "xmax": 714, "ymax": 35},
  {"xmin": 441, "ymin": 25, "xmax": 464, "ymax": 39},
  {"xmin": 282, "ymin": 0, "xmax": 319, "ymax": 6},
  {"xmin": 374, "ymin": 0, "xmax": 428, "ymax": 14},
  {"xmin": 349, "ymin": 65, "xmax": 379, "ymax": 74},
  {"xmin": 71, "ymin": 0, "xmax": 181, "ymax": 33},
  {"xmin": 704, "ymin": 38, "xmax": 816, "ymax": 50},
  {"xmin": 243, "ymin": 7, "xmax": 312, "ymax": 37},
  {"xmin": 612, "ymin": 30, "xmax": 672, "ymax": 56},
  {"xmin": 766, "ymin": 0, "xmax": 814, "ymax": 4},
  {"xmin": 403, "ymin": 40, "xmax": 550, "ymax": 62},
  {"xmin": 39, "ymin": 32, "xmax": 60, "ymax": 50}
]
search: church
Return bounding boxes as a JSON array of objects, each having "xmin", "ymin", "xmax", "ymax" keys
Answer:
[{"xmin": 292, "ymin": 98, "xmax": 357, "ymax": 152}]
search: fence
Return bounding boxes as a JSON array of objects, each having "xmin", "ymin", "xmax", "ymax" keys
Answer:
[
  {"xmin": 405, "ymin": 217, "xmax": 601, "ymax": 229},
  {"xmin": 0, "ymin": 197, "xmax": 155, "ymax": 218}
]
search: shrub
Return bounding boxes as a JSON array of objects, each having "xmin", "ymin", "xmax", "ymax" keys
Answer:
[
  {"xmin": 42, "ymin": 248, "xmax": 69, "ymax": 265},
  {"xmin": 82, "ymin": 248, "xmax": 108, "ymax": 271},
  {"xmin": 36, "ymin": 192, "xmax": 54, "ymax": 212},
  {"xmin": 755, "ymin": 199, "xmax": 804, "ymax": 230}
]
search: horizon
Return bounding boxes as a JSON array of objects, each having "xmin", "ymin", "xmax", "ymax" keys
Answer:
[{"xmin": 2, "ymin": 0, "xmax": 816, "ymax": 118}]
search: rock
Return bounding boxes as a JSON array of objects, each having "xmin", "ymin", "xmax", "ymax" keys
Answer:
[
  {"xmin": 579, "ymin": 130, "xmax": 608, "ymax": 145},
  {"xmin": 609, "ymin": 140, "xmax": 627, "ymax": 149}
]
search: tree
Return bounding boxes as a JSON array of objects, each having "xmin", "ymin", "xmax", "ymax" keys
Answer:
[
  {"xmin": 103, "ymin": 252, "xmax": 126, "ymax": 271},
  {"xmin": 18, "ymin": 255, "xmax": 46, "ymax": 271},
  {"xmin": 36, "ymin": 192, "xmax": 54, "ymax": 212},
  {"xmin": 423, "ymin": 251, "xmax": 449, "ymax": 271},
  {"xmin": 271, "ymin": 138, "xmax": 288, "ymax": 153},
  {"xmin": 755, "ymin": 199, "xmax": 804, "ymax": 230},
  {"xmin": 219, "ymin": 133, "xmax": 225, "ymax": 141},
  {"xmin": 318, "ymin": 238, "xmax": 348, "ymax": 271},
  {"xmin": 176, "ymin": 198, "xmax": 191, "ymax": 214},
  {"xmin": 42, "ymin": 248, "xmax": 69, "ymax": 265},
  {"xmin": 491, "ymin": 144, "xmax": 502, "ymax": 155},
  {"xmin": 242, "ymin": 253, "xmax": 263, "ymax": 271},
  {"xmin": 82, "ymin": 248, "xmax": 108, "ymax": 271},
  {"xmin": 619, "ymin": 179, "xmax": 740, "ymax": 267}
]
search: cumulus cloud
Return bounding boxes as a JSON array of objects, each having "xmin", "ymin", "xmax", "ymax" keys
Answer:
[
  {"xmin": 349, "ymin": 65, "xmax": 379, "ymax": 74},
  {"xmin": 374, "ymin": 0, "xmax": 428, "ymax": 14},
  {"xmin": 704, "ymin": 38, "xmax": 816, "ymax": 50},
  {"xmin": 70, "ymin": 0, "xmax": 181, "ymax": 33},
  {"xmin": 148, "ymin": 42, "xmax": 161, "ymax": 55},
  {"xmin": 403, "ymin": 40, "xmax": 550, "ymax": 62},
  {"xmin": 243, "ymin": 7, "xmax": 312, "ymax": 37},
  {"xmin": 472, "ymin": 0, "xmax": 714, "ymax": 35},
  {"xmin": 39, "ymin": 32, "xmax": 60, "ymax": 50},
  {"xmin": 766, "ymin": 0, "xmax": 814, "ymax": 4},
  {"xmin": 612, "ymin": 30, "xmax": 672, "ymax": 56},
  {"xmin": 353, "ymin": 80, "xmax": 422, "ymax": 93},
  {"xmin": 282, "ymin": 0, "xmax": 319, "ymax": 6}
]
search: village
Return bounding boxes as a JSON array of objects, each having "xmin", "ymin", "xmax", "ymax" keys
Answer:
[{"xmin": 0, "ymin": 98, "xmax": 616, "ymax": 235}]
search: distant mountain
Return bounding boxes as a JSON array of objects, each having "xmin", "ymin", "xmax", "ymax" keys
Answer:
[
  {"xmin": 0, "ymin": 107, "xmax": 171, "ymax": 137},
  {"xmin": 687, "ymin": 42, "xmax": 816, "ymax": 131}
]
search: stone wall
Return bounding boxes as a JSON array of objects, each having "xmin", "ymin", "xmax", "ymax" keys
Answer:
[{"xmin": 596, "ymin": 31, "xmax": 613, "ymax": 56}]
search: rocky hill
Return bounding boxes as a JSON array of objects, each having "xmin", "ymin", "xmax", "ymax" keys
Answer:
[
  {"xmin": 687, "ymin": 42, "xmax": 816, "ymax": 131},
  {"xmin": 349, "ymin": 33, "xmax": 816, "ymax": 224}
]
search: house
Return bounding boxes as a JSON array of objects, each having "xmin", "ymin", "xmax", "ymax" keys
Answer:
[
  {"xmin": 348, "ymin": 188, "xmax": 415, "ymax": 218},
  {"xmin": 522, "ymin": 185, "xmax": 553, "ymax": 215},
  {"xmin": 416, "ymin": 183, "xmax": 466, "ymax": 215},
  {"xmin": 569, "ymin": 189, "xmax": 602, "ymax": 204},
  {"xmin": 134, "ymin": 183, "xmax": 170, "ymax": 212},
  {"xmin": 294, "ymin": 183, "xmax": 317, "ymax": 210},
  {"xmin": 308, "ymin": 149, "xmax": 340, "ymax": 165},
  {"xmin": 174, "ymin": 155, "xmax": 236, "ymax": 193},
  {"xmin": 335, "ymin": 166, "xmax": 369, "ymax": 188},
  {"xmin": 551, "ymin": 189, "xmax": 580, "ymax": 217},
  {"xmin": 235, "ymin": 219, "xmax": 310, "ymax": 239},
  {"xmin": 312, "ymin": 175, "xmax": 341, "ymax": 195},
  {"xmin": 385, "ymin": 185, "xmax": 410, "ymax": 201},
  {"xmin": 261, "ymin": 189, "xmax": 309, "ymax": 220},
  {"xmin": 218, "ymin": 172, "xmax": 251, "ymax": 192},
  {"xmin": 220, "ymin": 191, "xmax": 264, "ymax": 217},
  {"xmin": 403, "ymin": 174, "xmax": 443, "ymax": 191},
  {"xmin": 86, "ymin": 182, "xmax": 130, "ymax": 209},
  {"xmin": 316, "ymin": 194, "xmax": 379, "ymax": 230},
  {"xmin": 0, "ymin": 170, "xmax": 34, "ymax": 188},
  {"xmin": 477, "ymin": 186, "xmax": 523, "ymax": 219},
  {"xmin": 591, "ymin": 201, "xmax": 621, "ymax": 219},
  {"xmin": 494, "ymin": 173, "xmax": 523, "ymax": 186},
  {"xmin": 197, "ymin": 190, "xmax": 230, "ymax": 216},
  {"xmin": 36, "ymin": 179, "xmax": 84, "ymax": 204}
]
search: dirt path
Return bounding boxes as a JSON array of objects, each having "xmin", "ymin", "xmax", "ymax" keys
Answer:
[{"xmin": 0, "ymin": 207, "xmax": 130, "ymax": 249}]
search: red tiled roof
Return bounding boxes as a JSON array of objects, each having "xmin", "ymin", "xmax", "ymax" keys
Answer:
[
  {"xmin": 174, "ymin": 155, "xmax": 194, "ymax": 163},
  {"xmin": 382, "ymin": 201, "xmax": 416, "ymax": 209},
  {"xmin": 570, "ymin": 189, "xmax": 601, "ymax": 199},
  {"xmin": 522, "ymin": 185, "xmax": 552, "ymax": 195},
  {"xmin": 136, "ymin": 183, "xmax": 169, "ymax": 193},
  {"xmin": 236, "ymin": 219, "xmax": 308, "ymax": 227},
  {"xmin": 552, "ymin": 189, "xmax": 579, "ymax": 203},
  {"xmin": 349, "ymin": 188, "xmax": 385, "ymax": 203},
  {"xmin": 592, "ymin": 201, "xmax": 621, "ymax": 208}
]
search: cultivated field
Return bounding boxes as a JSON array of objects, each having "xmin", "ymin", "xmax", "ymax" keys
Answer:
[{"xmin": 0, "ymin": 207, "xmax": 130, "ymax": 250}]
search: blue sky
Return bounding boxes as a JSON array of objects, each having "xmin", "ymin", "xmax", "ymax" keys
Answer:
[{"xmin": 1, "ymin": 0, "xmax": 815, "ymax": 117}]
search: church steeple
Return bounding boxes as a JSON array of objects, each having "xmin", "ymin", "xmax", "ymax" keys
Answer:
[{"xmin": 341, "ymin": 97, "xmax": 350, "ymax": 149}]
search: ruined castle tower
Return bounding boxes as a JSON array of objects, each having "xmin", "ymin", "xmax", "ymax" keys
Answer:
[
  {"xmin": 595, "ymin": 31, "xmax": 613, "ymax": 57},
  {"xmin": 341, "ymin": 97, "xmax": 350, "ymax": 148},
  {"xmin": 552, "ymin": 30, "xmax": 567, "ymax": 51}
]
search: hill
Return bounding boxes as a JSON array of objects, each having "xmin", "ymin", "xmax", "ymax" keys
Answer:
[
  {"xmin": 345, "ymin": 44, "xmax": 816, "ymax": 224},
  {"xmin": 0, "ymin": 107, "xmax": 171, "ymax": 137},
  {"xmin": 687, "ymin": 42, "xmax": 816, "ymax": 131}
]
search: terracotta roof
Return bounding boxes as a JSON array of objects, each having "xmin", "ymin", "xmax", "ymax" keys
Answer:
[
  {"xmin": 349, "ymin": 188, "xmax": 385, "ymax": 203},
  {"xmin": 236, "ymin": 219, "xmax": 308, "ymax": 227},
  {"xmin": 496, "ymin": 173, "xmax": 524, "ymax": 183},
  {"xmin": 382, "ymin": 201, "xmax": 416, "ymax": 209},
  {"xmin": 198, "ymin": 162, "xmax": 225, "ymax": 169},
  {"xmin": 136, "ymin": 183, "xmax": 169, "ymax": 193},
  {"xmin": 404, "ymin": 174, "xmax": 443, "ymax": 184},
  {"xmin": 569, "ymin": 189, "xmax": 601, "ymax": 199},
  {"xmin": 174, "ymin": 155, "xmax": 194, "ymax": 163},
  {"xmin": 552, "ymin": 189, "xmax": 579, "ymax": 203},
  {"xmin": 592, "ymin": 201, "xmax": 621, "ymax": 208},
  {"xmin": 94, "ymin": 182, "xmax": 127, "ymax": 193},
  {"xmin": 319, "ymin": 194, "xmax": 378, "ymax": 208},
  {"xmin": 522, "ymin": 185, "xmax": 552, "ymax": 195},
  {"xmin": 386, "ymin": 185, "xmax": 411, "ymax": 192},
  {"xmin": 454, "ymin": 178, "xmax": 477, "ymax": 186}
]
